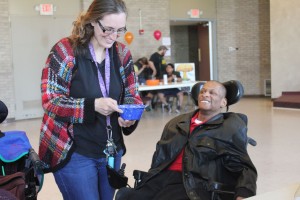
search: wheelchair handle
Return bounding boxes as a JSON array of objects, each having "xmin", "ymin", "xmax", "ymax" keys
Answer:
[
  {"xmin": 247, "ymin": 137, "xmax": 257, "ymax": 146},
  {"xmin": 29, "ymin": 148, "xmax": 44, "ymax": 170}
]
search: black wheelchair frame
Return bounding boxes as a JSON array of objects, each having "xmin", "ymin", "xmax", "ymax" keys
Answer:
[
  {"xmin": 108, "ymin": 80, "xmax": 256, "ymax": 200},
  {"xmin": 130, "ymin": 80, "xmax": 257, "ymax": 200},
  {"xmin": 0, "ymin": 100, "xmax": 44, "ymax": 200}
]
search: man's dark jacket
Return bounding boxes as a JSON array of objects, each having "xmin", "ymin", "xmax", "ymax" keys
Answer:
[{"xmin": 138, "ymin": 110, "xmax": 257, "ymax": 200}]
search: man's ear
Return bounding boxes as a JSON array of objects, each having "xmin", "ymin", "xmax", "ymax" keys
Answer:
[{"xmin": 221, "ymin": 98, "xmax": 227, "ymax": 108}]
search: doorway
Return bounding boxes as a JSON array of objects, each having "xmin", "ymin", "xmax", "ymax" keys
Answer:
[{"xmin": 170, "ymin": 20, "xmax": 215, "ymax": 81}]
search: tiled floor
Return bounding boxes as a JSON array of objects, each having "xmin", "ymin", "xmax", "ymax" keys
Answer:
[{"xmin": 1, "ymin": 97, "xmax": 300, "ymax": 199}]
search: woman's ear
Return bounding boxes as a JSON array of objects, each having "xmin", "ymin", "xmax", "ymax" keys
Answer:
[{"xmin": 91, "ymin": 21, "xmax": 96, "ymax": 27}]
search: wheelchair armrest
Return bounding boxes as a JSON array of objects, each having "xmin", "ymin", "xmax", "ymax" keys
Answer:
[
  {"xmin": 28, "ymin": 148, "xmax": 44, "ymax": 192},
  {"xmin": 133, "ymin": 170, "xmax": 148, "ymax": 188}
]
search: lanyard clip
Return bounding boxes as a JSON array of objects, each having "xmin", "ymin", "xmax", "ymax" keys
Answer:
[
  {"xmin": 105, "ymin": 138, "xmax": 117, "ymax": 156},
  {"xmin": 106, "ymin": 125, "xmax": 112, "ymax": 137},
  {"xmin": 104, "ymin": 125, "xmax": 116, "ymax": 156}
]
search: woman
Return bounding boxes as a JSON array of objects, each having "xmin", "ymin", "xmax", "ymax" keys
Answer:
[
  {"xmin": 134, "ymin": 57, "xmax": 156, "ymax": 111},
  {"xmin": 134, "ymin": 57, "xmax": 156, "ymax": 84},
  {"xmin": 38, "ymin": 0, "xmax": 142, "ymax": 199}
]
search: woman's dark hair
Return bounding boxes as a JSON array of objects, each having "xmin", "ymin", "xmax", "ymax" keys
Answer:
[
  {"xmin": 166, "ymin": 63, "xmax": 174, "ymax": 69},
  {"xmin": 70, "ymin": 0, "xmax": 127, "ymax": 56},
  {"xmin": 137, "ymin": 57, "xmax": 149, "ymax": 65}
]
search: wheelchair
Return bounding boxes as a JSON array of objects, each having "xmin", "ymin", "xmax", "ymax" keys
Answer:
[
  {"xmin": 114, "ymin": 80, "xmax": 257, "ymax": 200},
  {"xmin": 0, "ymin": 100, "xmax": 44, "ymax": 200}
]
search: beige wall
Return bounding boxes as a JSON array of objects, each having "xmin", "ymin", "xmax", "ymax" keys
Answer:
[
  {"xmin": 120, "ymin": 0, "xmax": 170, "ymax": 61},
  {"xmin": 84, "ymin": 0, "xmax": 170, "ymax": 63},
  {"xmin": 216, "ymin": 0, "xmax": 270, "ymax": 95},
  {"xmin": 0, "ymin": 0, "xmax": 274, "ymax": 119},
  {"xmin": 169, "ymin": 0, "xmax": 216, "ymax": 19},
  {"xmin": 270, "ymin": 0, "xmax": 300, "ymax": 98},
  {"xmin": 0, "ymin": 0, "xmax": 14, "ymax": 117}
]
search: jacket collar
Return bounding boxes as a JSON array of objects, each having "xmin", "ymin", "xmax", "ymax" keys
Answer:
[{"xmin": 176, "ymin": 110, "xmax": 225, "ymax": 134}]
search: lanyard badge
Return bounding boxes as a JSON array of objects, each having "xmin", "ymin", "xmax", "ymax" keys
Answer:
[
  {"xmin": 104, "ymin": 126, "xmax": 117, "ymax": 168},
  {"xmin": 104, "ymin": 139, "xmax": 117, "ymax": 168}
]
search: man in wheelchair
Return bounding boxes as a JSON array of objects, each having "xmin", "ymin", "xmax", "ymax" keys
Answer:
[{"xmin": 116, "ymin": 80, "xmax": 257, "ymax": 200}]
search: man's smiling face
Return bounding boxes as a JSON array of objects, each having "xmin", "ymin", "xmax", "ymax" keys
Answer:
[{"xmin": 198, "ymin": 81, "xmax": 227, "ymax": 114}]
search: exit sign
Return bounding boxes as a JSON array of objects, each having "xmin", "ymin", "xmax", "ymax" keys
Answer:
[
  {"xmin": 188, "ymin": 9, "xmax": 202, "ymax": 18},
  {"xmin": 191, "ymin": 9, "xmax": 199, "ymax": 18},
  {"xmin": 40, "ymin": 4, "xmax": 54, "ymax": 15}
]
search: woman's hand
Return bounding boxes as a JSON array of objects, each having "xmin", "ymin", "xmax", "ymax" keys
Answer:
[
  {"xmin": 95, "ymin": 98, "xmax": 123, "ymax": 116},
  {"xmin": 118, "ymin": 117, "xmax": 136, "ymax": 128}
]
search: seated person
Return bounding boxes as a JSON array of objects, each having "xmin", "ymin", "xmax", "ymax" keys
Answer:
[
  {"xmin": 116, "ymin": 80, "xmax": 257, "ymax": 200},
  {"xmin": 134, "ymin": 57, "xmax": 157, "ymax": 111},
  {"xmin": 134, "ymin": 57, "xmax": 156, "ymax": 84},
  {"xmin": 157, "ymin": 63, "xmax": 184, "ymax": 113}
]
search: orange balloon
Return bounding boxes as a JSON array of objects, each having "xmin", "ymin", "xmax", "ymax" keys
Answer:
[{"xmin": 124, "ymin": 32, "xmax": 134, "ymax": 45}]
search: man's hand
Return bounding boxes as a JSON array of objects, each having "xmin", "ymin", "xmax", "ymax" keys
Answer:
[{"xmin": 236, "ymin": 197, "xmax": 244, "ymax": 200}]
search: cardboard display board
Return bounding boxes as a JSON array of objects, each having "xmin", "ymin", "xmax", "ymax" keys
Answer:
[{"xmin": 175, "ymin": 63, "xmax": 196, "ymax": 81}]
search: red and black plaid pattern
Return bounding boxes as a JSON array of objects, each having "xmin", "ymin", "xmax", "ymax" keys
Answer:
[{"xmin": 39, "ymin": 38, "xmax": 142, "ymax": 173}]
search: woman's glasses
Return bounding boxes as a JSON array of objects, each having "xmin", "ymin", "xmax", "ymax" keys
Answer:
[{"xmin": 97, "ymin": 20, "xmax": 127, "ymax": 36}]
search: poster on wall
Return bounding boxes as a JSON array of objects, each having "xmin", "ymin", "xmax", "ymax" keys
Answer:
[{"xmin": 175, "ymin": 63, "xmax": 196, "ymax": 81}]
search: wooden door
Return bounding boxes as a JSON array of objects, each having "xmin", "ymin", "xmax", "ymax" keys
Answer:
[{"xmin": 197, "ymin": 24, "xmax": 210, "ymax": 81}]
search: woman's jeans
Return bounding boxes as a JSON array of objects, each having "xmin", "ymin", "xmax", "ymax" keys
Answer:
[{"xmin": 53, "ymin": 150, "xmax": 123, "ymax": 200}]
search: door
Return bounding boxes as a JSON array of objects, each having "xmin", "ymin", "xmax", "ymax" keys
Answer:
[
  {"xmin": 186, "ymin": 21, "xmax": 212, "ymax": 81},
  {"xmin": 197, "ymin": 24, "xmax": 210, "ymax": 81}
]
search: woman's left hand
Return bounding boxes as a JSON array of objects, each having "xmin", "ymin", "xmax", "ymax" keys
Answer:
[{"xmin": 118, "ymin": 117, "xmax": 136, "ymax": 128}]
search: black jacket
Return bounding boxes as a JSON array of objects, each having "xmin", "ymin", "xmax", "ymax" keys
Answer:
[{"xmin": 139, "ymin": 110, "xmax": 257, "ymax": 200}]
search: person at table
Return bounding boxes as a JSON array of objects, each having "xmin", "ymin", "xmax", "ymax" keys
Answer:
[
  {"xmin": 134, "ymin": 57, "xmax": 156, "ymax": 85},
  {"xmin": 134, "ymin": 57, "xmax": 156, "ymax": 111},
  {"xmin": 149, "ymin": 45, "xmax": 168, "ymax": 79},
  {"xmin": 157, "ymin": 63, "xmax": 184, "ymax": 113}
]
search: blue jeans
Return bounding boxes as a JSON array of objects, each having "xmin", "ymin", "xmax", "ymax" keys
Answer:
[{"xmin": 53, "ymin": 150, "xmax": 123, "ymax": 200}]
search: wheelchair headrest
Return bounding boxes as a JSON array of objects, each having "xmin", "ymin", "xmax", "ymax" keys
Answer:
[
  {"xmin": 222, "ymin": 80, "xmax": 244, "ymax": 106},
  {"xmin": 0, "ymin": 100, "xmax": 8, "ymax": 124},
  {"xmin": 191, "ymin": 80, "xmax": 244, "ymax": 109}
]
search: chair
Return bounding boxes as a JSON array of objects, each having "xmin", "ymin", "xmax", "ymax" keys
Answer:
[
  {"xmin": 0, "ymin": 100, "xmax": 44, "ymax": 200},
  {"xmin": 162, "ymin": 94, "xmax": 178, "ymax": 113},
  {"xmin": 117, "ymin": 80, "xmax": 256, "ymax": 200},
  {"xmin": 182, "ymin": 88, "xmax": 193, "ymax": 112},
  {"xmin": 151, "ymin": 93, "xmax": 178, "ymax": 113}
]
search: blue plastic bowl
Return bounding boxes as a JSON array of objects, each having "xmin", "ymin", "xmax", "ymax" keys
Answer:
[{"xmin": 119, "ymin": 104, "xmax": 145, "ymax": 120}]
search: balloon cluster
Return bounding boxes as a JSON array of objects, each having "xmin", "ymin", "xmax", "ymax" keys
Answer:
[{"xmin": 124, "ymin": 30, "xmax": 162, "ymax": 45}]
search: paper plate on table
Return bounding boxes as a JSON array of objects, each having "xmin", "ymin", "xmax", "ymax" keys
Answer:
[{"xmin": 119, "ymin": 104, "xmax": 145, "ymax": 120}]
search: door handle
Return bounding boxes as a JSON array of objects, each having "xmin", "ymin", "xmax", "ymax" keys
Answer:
[{"xmin": 198, "ymin": 48, "xmax": 201, "ymax": 62}]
